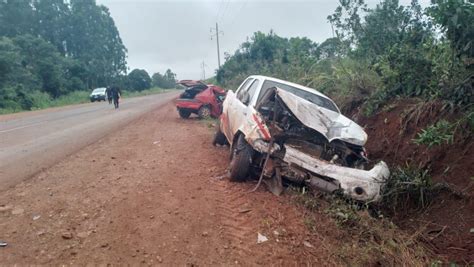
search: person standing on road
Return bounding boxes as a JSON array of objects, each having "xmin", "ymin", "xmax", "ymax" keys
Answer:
[
  {"xmin": 106, "ymin": 86, "xmax": 113, "ymax": 104},
  {"xmin": 110, "ymin": 86, "xmax": 122, "ymax": 109}
]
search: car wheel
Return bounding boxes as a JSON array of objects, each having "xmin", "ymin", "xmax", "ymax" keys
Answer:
[
  {"xmin": 229, "ymin": 135, "xmax": 253, "ymax": 182},
  {"xmin": 178, "ymin": 108, "xmax": 191, "ymax": 119},
  {"xmin": 90, "ymin": 99, "xmax": 94, "ymax": 102},
  {"xmin": 198, "ymin": 106, "xmax": 211, "ymax": 119},
  {"xmin": 212, "ymin": 123, "xmax": 227, "ymax": 146}
]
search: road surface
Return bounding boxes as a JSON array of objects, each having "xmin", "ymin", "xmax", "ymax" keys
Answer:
[{"xmin": 0, "ymin": 92, "xmax": 179, "ymax": 190}]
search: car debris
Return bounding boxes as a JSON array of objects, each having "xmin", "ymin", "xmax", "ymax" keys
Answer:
[
  {"xmin": 303, "ymin": 241, "xmax": 314, "ymax": 248},
  {"xmin": 214, "ymin": 75, "xmax": 390, "ymax": 202},
  {"xmin": 0, "ymin": 241, "xmax": 7, "ymax": 247},
  {"xmin": 257, "ymin": 233, "xmax": 268, "ymax": 244},
  {"xmin": 175, "ymin": 80, "xmax": 226, "ymax": 119}
]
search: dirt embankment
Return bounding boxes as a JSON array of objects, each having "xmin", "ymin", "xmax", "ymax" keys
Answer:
[{"xmin": 356, "ymin": 99, "xmax": 473, "ymax": 263}]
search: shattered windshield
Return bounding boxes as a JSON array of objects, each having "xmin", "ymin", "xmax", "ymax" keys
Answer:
[{"xmin": 259, "ymin": 80, "xmax": 339, "ymax": 113}]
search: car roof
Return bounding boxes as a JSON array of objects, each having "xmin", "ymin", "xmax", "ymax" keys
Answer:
[
  {"xmin": 93, "ymin": 87, "xmax": 106, "ymax": 91},
  {"xmin": 248, "ymin": 75, "xmax": 331, "ymax": 100}
]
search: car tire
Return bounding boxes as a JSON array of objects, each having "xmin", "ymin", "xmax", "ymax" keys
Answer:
[
  {"xmin": 198, "ymin": 106, "xmax": 211, "ymax": 119},
  {"xmin": 229, "ymin": 135, "xmax": 253, "ymax": 182},
  {"xmin": 178, "ymin": 108, "xmax": 191, "ymax": 119},
  {"xmin": 212, "ymin": 124, "xmax": 227, "ymax": 146}
]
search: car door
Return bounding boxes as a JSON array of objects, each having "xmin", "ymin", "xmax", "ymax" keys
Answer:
[
  {"xmin": 230, "ymin": 78, "xmax": 261, "ymax": 139},
  {"xmin": 223, "ymin": 78, "xmax": 253, "ymax": 141}
]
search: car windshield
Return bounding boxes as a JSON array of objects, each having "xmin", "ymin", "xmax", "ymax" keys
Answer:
[
  {"xmin": 259, "ymin": 80, "xmax": 339, "ymax": 113},
  {"xmin": 92, "ymin": 88, "xmax": 105, "ymax": 94}
]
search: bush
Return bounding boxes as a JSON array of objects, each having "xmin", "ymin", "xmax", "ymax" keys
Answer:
[
  {"xmin": 380, "ymin": 165, "xmax": 433, "ymax": 212},
  {"xmin": 50, "ymin": 90, "xmax": 91, "ymax": 107},
  {"xmin": 413, "ymin": 120, "xmax": 454, "ymax": 147}
]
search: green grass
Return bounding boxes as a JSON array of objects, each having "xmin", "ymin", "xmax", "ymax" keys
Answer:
[
  {"xmin": 50, "ymin": 90, "xmax": 91, "ymax": 107},
  {"xmin": 121, "ymin": 87, "xmax": 173, "ymax": 98},
  {"xmin": 0, "ymin": 87, "xmax": 174, "ymax": 115}
]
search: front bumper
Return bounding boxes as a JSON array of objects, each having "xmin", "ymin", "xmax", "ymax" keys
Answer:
[{"xmin": 283, "ymin": 144, "xmax": 389, "ymax": 202}]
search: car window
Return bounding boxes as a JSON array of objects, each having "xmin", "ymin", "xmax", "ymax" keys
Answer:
[
  {"xmin": 237, "ymin": 79, "xmax": 260, "ymax": 106},
  {"xmin": 236, "ymin": 78, "xmax": 253, "ymax": 100},
  {"xmin": 258, "ymin": 80, "xmax": 339, "ymax": 112},
  {"xmin": 245, "ymin": 79, "xmax": 260, "ymax": 105}
]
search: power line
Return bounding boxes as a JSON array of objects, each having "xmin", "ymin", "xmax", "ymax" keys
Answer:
[
  {"xmin": 215, "ymin": 0, "xmax": 225, "ymax": 23},
  {"xmin": 227, "ymin": 0, "xmax": 247, "ymax": 29},
  {"xmin": 220, "ymin": 0, "xmax": 231, "ymax": 22}
]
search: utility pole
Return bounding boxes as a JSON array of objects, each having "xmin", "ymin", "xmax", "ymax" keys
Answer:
[
  {"xmin": 201, "ymin": 61, "xmax": 207, "ymax": 80},
  {"xmin": 210, "ymin": 22, "xmax": 223, "ymax": 68}
]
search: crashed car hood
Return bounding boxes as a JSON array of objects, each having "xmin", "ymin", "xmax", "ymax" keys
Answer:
[{"xmin": 276, "ymin": 89, "xmax": 367, "ymax": 146}]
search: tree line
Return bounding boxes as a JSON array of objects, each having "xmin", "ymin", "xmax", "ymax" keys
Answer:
[
  {"xmin": 124, "ymin": 68, "xmax": 178, "ymax": 92},
  {"xmin": 0, "ymin": 0, "xmax": 177, "ymax": 112},
  {"xmin": 216, "ymin": 0, "xmax": 473, "ymax": 115}
]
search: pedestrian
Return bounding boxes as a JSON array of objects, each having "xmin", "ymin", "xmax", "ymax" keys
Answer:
[
  {"xmin": 106, "ymin": 86, "xmax": 113, "ymax": 104},
  {"xmin": 110, "ymin": 86, "xmax": 122, "ymax": 109}
]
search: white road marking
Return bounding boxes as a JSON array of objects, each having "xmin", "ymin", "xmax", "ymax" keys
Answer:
[{"xmin": 0, "ymin": 121, "xmax": 46, "ymax": 134}]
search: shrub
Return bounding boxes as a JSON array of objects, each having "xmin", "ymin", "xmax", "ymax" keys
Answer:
[
  {"xmin": 413, "ymin": 120, "xmax": 454, "ymax": 147},
  {"xmin": 380, "ymin": 165, "xmax": 433, "ymax": 212}
]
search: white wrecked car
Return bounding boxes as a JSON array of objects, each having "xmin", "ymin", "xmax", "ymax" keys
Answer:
[{"xmin": 213, "ymin": 75, "xmax": 389, "ymax": 202}]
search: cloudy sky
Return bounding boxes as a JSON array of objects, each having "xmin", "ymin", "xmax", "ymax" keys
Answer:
[{"xmin": 96, "ymin": 0, "xmax": 430, "ymax": 80}]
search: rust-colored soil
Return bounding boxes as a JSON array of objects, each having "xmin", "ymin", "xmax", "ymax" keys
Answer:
[
  {"xmin": 0, "ymin": 102, "xmax": 343, "ymax": 265},
  {"xmin": 357, "ymin": 100, "xmax": 473, "ymax": 264}
]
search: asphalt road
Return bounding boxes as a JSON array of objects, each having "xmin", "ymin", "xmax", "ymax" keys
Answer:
[{"xmin": 0, "ymin": 92, "xmax": 179, "ymax": 191}]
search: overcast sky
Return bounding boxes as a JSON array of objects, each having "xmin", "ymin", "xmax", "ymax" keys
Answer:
[{"xmin": 96, "ymin": 0, "xmax": 430, "ymax": 80}]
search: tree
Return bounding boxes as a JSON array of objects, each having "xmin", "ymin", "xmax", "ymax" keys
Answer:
[
  {"xmin": 151, "ymin": 69, "xmax": 177, "ymax": 88},
  {"xmin": 152, "ymin": 72, "xmax": 165, "ymax": 88},
  {"xmin": 13, "ymin": 35, "xmax": 69, "ymax": 97},
  {"xmin": 33, "ymin": 0, "xmax": 71, "ymax": 55},
  {"xmin": 68, "ymin": 0, "xmax": 127, "ymax": 87},
  {"xmin": 428, "ymin": 0, "xmax": 474, "ymax": 62},
  {"xmin": 0, "ymin": 1, "xmax": 36, "ymax": 37},
  {"xmin": 316, "ymin": 37, "xmax": 342, "ymax": 59},
  {"xmin": 128, "ymin": 69, "xmax": 151, "ymax": 91}
]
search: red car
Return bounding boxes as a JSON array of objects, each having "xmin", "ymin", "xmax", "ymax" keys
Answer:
[{"xmin": 175, "ymin": 80, "xmax": 226, "ymax": 119}]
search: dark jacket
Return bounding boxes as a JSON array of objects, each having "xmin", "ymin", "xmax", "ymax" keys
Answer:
[{"xmin": 110, "ymin": 86, "xmax": 121, "ymax": 99}]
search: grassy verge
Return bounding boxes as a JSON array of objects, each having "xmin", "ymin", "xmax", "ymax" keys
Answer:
[
  {"xmin": 0, "ymin": 87, "xmax": 175, "ymax": 115},
  {"xmin": 121, "ymin": 87, "xmax": 174, "ymax": 98},
  {"xmin": 289, "ymin": 188, "xmax": 431, "ymax": 265}
]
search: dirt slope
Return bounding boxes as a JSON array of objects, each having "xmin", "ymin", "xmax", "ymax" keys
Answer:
[
  {"xmin": 0, "ymin": 102, "xmax": 341, "ymax": 265},
  {"xmin": 357, "ymin": 100, "xmax": 473, "ymax": 264}
]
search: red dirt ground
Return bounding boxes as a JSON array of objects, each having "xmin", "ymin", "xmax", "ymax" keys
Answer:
[
  {"xmin": 357, "ymin": 99, "xmax": 473, "ymax": 264},
  {"xmin": 0, "ymin": 102, "xmax": 345, "ymax": 265}
]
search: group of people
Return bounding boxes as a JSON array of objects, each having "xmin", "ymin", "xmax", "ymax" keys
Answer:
[{"xmin": 105, "ymin": 86, "xmax": 122, "ymax": 109}]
